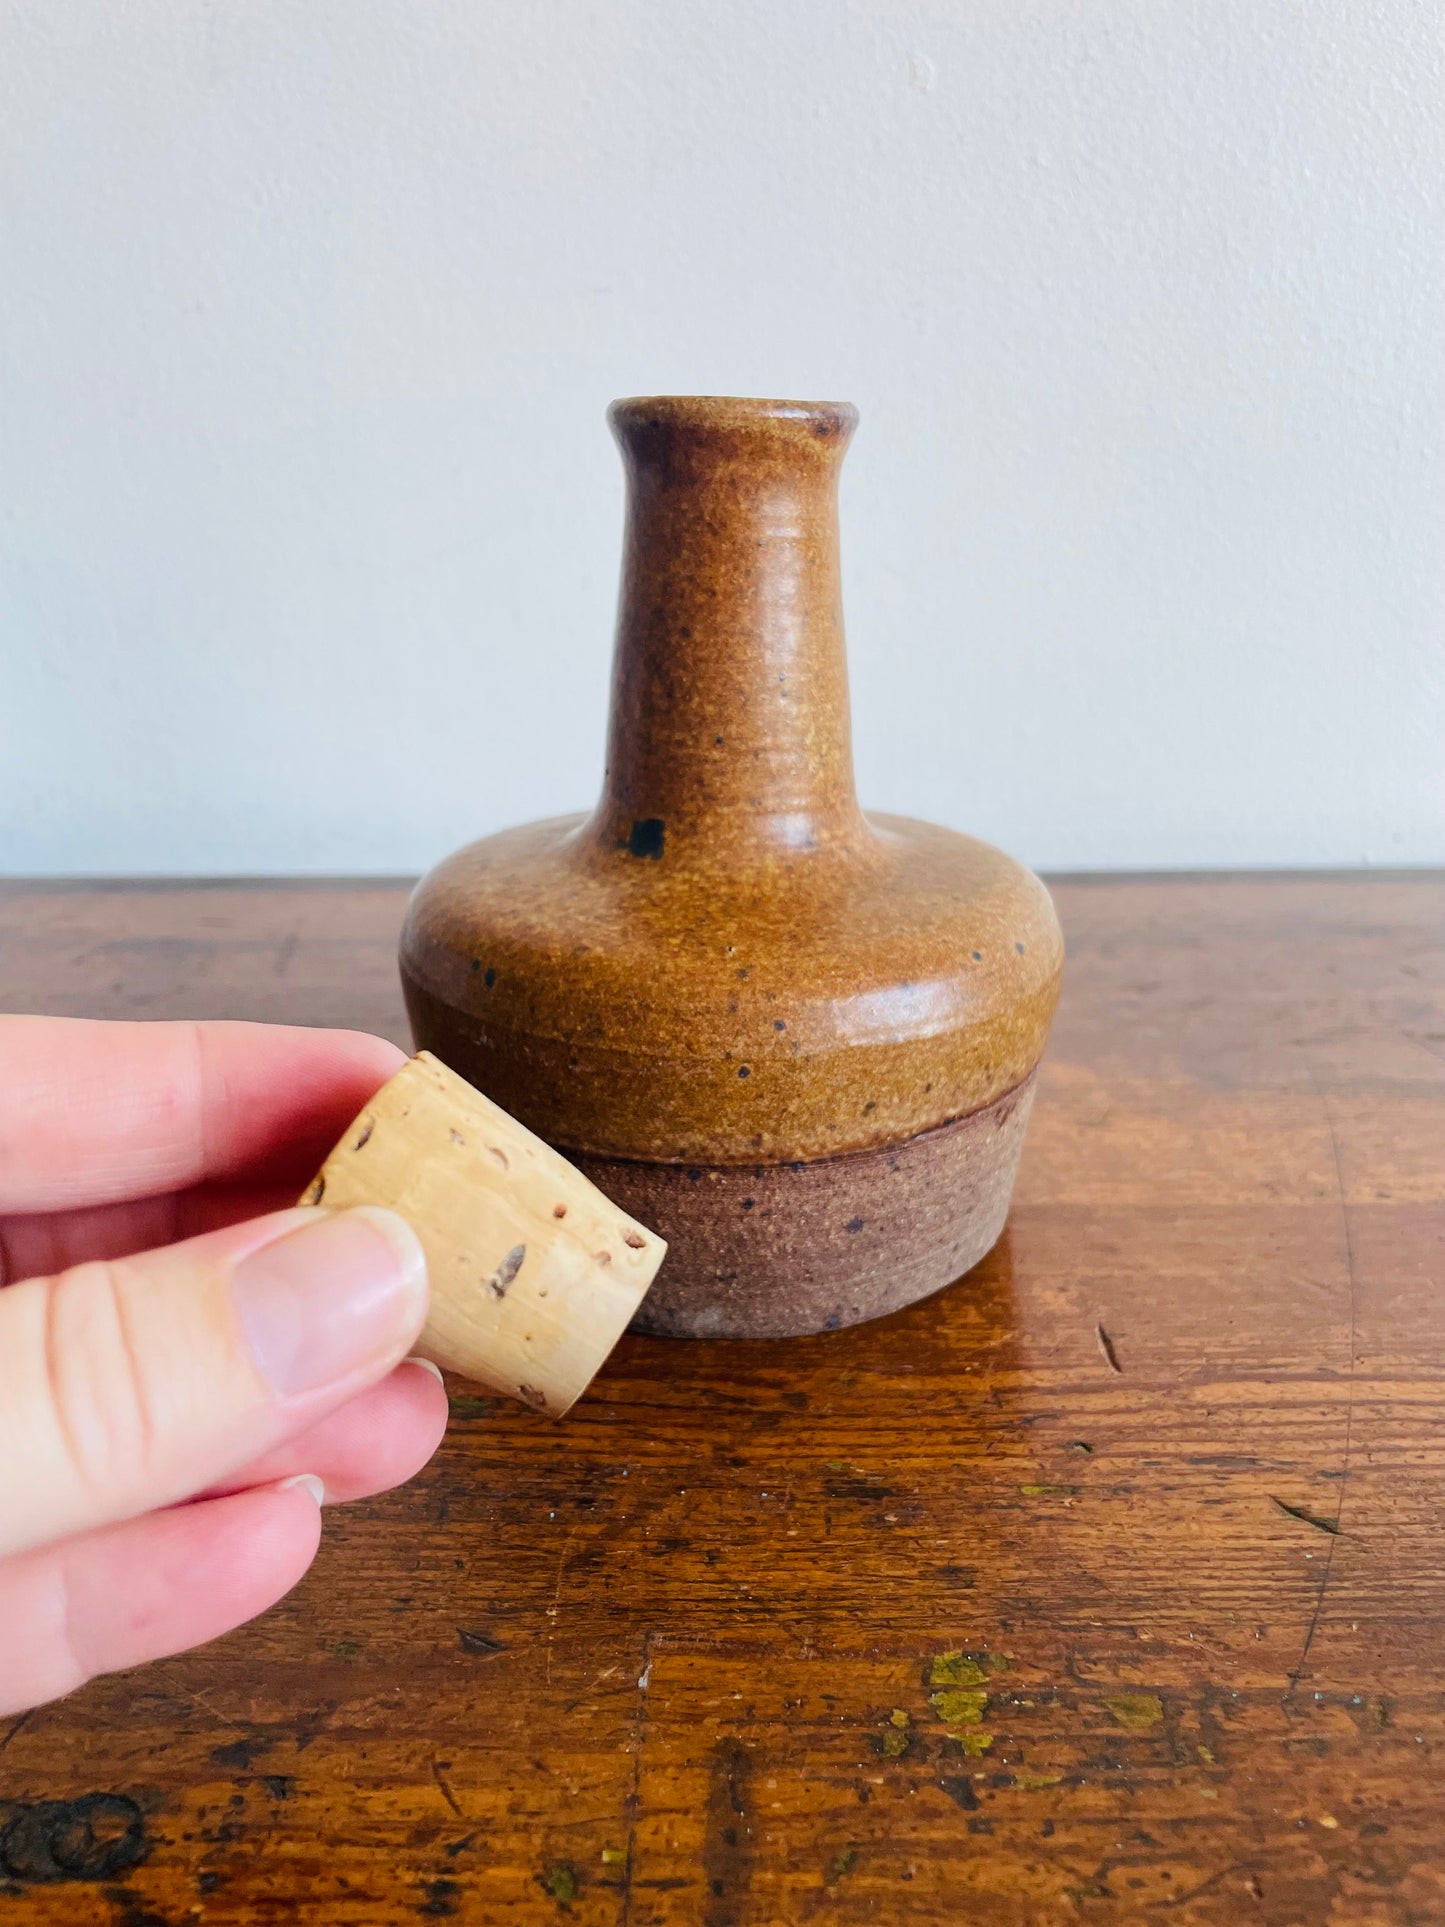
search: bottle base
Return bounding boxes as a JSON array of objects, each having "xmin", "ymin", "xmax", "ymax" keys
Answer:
[{"xmin": 568, "ymin": 1070, "xmax": 1038, "ymax": 1340}]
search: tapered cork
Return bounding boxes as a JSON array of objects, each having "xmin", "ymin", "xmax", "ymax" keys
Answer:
[{"xmin": 299, "ymin": 1053, "xmax": 665, "ymax": 1415}]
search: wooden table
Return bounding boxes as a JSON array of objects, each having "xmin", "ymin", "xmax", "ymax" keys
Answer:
[{"xmin": 0, "ymin": 874, "xmax": 1441, "ymax": 1925}]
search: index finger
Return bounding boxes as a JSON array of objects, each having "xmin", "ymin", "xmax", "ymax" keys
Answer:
[{"xmin": 0, "ymin": 1016, "xmax": 406, "ymax": 1211}]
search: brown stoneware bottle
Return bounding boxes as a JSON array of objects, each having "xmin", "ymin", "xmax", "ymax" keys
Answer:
[{"xmin": 400, "ymin": 396, "xmax": 1063, "ymax": 1338}]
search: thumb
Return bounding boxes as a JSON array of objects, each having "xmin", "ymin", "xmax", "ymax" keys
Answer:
[{"xmin": 0, "ymin": 1206, "xmax": 428, "ymax": 1560}]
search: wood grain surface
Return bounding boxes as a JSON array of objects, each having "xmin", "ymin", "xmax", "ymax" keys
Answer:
[{"xmin": 0, "ymin": 873, "xmax": 1441, "ymax": 1926}]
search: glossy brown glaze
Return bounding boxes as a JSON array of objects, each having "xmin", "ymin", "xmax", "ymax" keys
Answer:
[
  {"xmin": 401, "ymin": 398, "xmax": 1062, "ymax": 1332},
  {"xmin": 3, "ymin": 873, "xmax": 1442, "ymax": 1925},
  {"xmin": 595, "ymin": 397, "xmax": 866, "ymax": 865},
  {"xmin": 401, "ymin": 813, "xmax": 1059, "ymax": 1167},
  {"xmin": 403, "ymin": 396, "xmax": 1061, "ymax": 1162}
]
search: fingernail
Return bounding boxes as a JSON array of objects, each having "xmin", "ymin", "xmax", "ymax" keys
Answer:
[
  {"xmin": 233, "ymin": 1206, "xmax": 428, "ymax": 1398},
  {"xmin": 278, "ymin": 1473, "xmax": 326, "ymax": 1506},
  {"xmin": 404, "ymin": 1356, "xmax": 444, "ymax": 1385}
]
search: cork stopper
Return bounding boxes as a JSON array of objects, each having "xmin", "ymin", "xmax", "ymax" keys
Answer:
[{"xmin": 300, "ymin": 1052, "xmax": 665, "ymax": 1416}]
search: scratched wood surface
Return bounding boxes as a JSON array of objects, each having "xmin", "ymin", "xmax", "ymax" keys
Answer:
[{"xmin": 0, "ymin": 873, "xmax": 1442, "ymax": 1926}]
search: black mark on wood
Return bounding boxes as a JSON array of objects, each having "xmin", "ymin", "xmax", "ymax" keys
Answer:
[
  {"xmin": 702, "ymin": 1737, "xmax": 754, "ymax": 1927},
  {"xmin": 1272, "ymin": 1497, "xmax": 1342, "ymax": 1536},
  {"xmin": 421, "ymin": 1875, "xmax": 463, "ymax": 1916},
  {"xmin": 938, "ymin": 1775, "xmax": 979, "ymax": 1810},
  {"xmin": 457, "ymin": 1629, "xmax": 505, "ymax": 1658},
  {"xmin": 0, "ymin": 1795, "xmax": 146, "ymax": 1884},
  {"xmin": 210, "ymin": 1736, "xmax": 274, "ymax": 1771},
  {"xmin": 431, "ymin": 1758, "xmax": 462, "ymax": 1817},
  {"xmin": 0, "ymin": 1711, "xmax": 33, "ymax": 1753}
]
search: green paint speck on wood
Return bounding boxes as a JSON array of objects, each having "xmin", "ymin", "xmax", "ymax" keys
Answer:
[
  {"xmin": 543, "ymin": 1862, "xmax": 578, "ymax": 1901},
  {"xmin": 930, "ymin": 1650, "xmax": 1007, "ymax": 1686},
  {"xmin": 449, "ymin": 1395, "xmax": 497, "ymax": 1420},
  {"xmin": 931, "ymin": 1689, "xmax": 988, "ymax": 1726},
  {"xmin": 829, "ymin": 1847, "xmax": 859, "ymax": 1880},
  {"xmin": 1104, "ymin": 1693, "xmax": 1163, "ymax": 1730},
  {"xmin": 878, "ymin": 1708, "xmax": 911, "ymax": 1757},
  {"xmin": 600, "ymin": 1846, "xmax": 627, "ymax": 1865}
]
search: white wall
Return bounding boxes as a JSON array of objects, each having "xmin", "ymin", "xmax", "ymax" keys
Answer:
[{"xmin": 2, "ymin": 0, "xmax": 1441, "ymax": 876}]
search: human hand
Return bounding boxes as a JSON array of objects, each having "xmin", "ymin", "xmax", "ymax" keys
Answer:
[{"xmin": 0, "ymin": 1016, "xmax": 448, "ymax": 1716}]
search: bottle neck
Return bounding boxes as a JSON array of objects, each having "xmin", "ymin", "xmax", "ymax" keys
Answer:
[{"xmin": 588, "ymin": 397, "xmax": 866, "ymax": 864}]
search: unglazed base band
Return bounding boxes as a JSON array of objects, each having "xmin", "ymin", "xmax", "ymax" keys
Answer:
[{"xmin": 570, "ymin": 1070, "xmax": 1037, "ymax": 1340}]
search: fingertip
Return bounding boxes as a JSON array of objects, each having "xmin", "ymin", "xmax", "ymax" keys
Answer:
[
  {"xmin": 277, "ymin": 1472, "xmax": 326, "ymax": 1506},
  {"xmin": 397, "ymin": 1355, "xmax": 452, "ymax": 1451},
  {"xmin": 174, "ymin": 1483, "xmax": 326, "ymax": 1621},
  {"xmin": 185, "ymin": 1482, "xmax": 325, "ymax": 1596},
  {"xmin": 367, "ymin": 1358, "xmax": 450, "ymax": 1495},
  {"xmin": 312, "ymin": 1026, "xmax": 409, "ymax": 1079}
]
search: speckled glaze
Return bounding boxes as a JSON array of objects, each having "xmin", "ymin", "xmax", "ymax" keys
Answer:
[
  {"xmin": 578, "ymin": 1073, "xmax": 1038, "ymax": 1339},
  {"xmin": 401, "ymin": 396, "xmax": 1063, "ymax": 1336}
]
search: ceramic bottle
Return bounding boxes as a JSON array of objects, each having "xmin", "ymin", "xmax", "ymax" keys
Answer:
[{"xmin": 400, "ymin": 396, "xmax": 1063, "ymax": 1337}]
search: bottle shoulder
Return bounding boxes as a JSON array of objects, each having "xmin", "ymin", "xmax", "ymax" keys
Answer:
[{"xmin": 400, "ymin": 809, "xmax": 1062, "ymax": 1161}]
